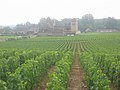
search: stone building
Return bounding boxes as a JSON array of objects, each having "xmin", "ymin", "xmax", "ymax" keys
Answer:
[
  {"xmin": 71, "ymin": 18, "xmax": 78, "ymax": 32},
  {"xmin": 37, "ymin": 18, "xmax": 80, "ymax": 36},
  {"xmin": 65, "ymin": 18, "xmax": 80, "ymax": 36}
]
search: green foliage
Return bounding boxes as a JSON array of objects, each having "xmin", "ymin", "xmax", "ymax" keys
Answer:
[
  {"xmin": 0, "ymin": 80, "xmax": 7, "ymax": 90},
  {"xmin": 80, "ymin": 52, "xmax": 110, "ymax": 90},
  {"xmin": 7, "ymin": 51, "xmax": 63, "ymax": 90},
  {"xmin": 93, "ymin": 53, "xmax": 120, "ymax": 90},
  {"xmin": 0, "ymin": 33, "xmax": 120, "ymax": 90},
  {"xmin": 80, "ymin": 14, "xmax": 94, "ymax": 32},
  {"xmin": 47, "ymin": 51, "xmax": 74, "ymax": 90}
]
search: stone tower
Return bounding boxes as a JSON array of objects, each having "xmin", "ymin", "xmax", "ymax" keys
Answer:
[{"xmin": 71, "ymin": 18, "xmax": 80, "ymax": 35}]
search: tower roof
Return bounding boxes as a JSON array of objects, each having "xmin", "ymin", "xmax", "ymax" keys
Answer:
[{"xmin": 72, "ymin": 18, "xmax": 77, "ymax": 22}]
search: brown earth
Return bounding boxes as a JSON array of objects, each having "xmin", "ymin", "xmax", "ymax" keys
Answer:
[
  {"xmin": 68, "ymin": 50, "xmax": 87, "ymax": 90},
  {"xmin": 34, "ymin": 66, "xmax": 55, "ymax": 90},
  {"xmin": 111, "ymin": 83, "xmax": 117, "ymax": 90}
]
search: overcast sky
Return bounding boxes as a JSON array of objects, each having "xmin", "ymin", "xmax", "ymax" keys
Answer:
[{"xmin": 0, "ymin": 0, "xmax": 119, "ymax": 25}]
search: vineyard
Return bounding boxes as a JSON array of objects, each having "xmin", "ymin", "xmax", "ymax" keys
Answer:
[{"xmin": 0, "ymin": 32, "xmax": 120, "ymax": 90}]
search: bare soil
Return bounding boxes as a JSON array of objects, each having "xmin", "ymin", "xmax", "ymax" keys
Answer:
[
  {"xmin": 111, "ymin": 83, "xmax": 117, "ymax": 90},
  {"xmin": 68, "ymin": 50, "xmax": 87, "ymax": 90},
  {"xmin": 34, "ymin": 66, "xmax": 55, "ymax": 90}
]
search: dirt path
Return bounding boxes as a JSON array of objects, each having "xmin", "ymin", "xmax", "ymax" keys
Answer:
[
  {"xmin": 34, "ymin": 66, "xmax": 55, "ymax": 90},
  {"xmin": 111, "ymin": 83, "xmax": 117, "ymax": 90},
  {"xmin": 68, "ymin": 50, "xmax": 87, "ymax": 90}
]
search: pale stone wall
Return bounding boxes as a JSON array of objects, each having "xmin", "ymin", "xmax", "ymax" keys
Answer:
[
  {"xmin": 0, "ymin": 38, "xmax": 7, "ymax": 42},
  {"xmin": 71, "ymin": 18, "xmax": 80, "ymax": 35}
]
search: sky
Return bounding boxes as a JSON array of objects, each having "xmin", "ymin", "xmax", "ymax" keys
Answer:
[{"xmin": 0, "ymin": 0, "xmax": 120, "ymax": 25}]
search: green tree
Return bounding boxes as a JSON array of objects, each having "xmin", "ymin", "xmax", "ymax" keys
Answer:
[
  {"xmin": 105, "ymin": 17, "xmax": 117, "ymax": 29},
  {"xmin": 61, "ymin": 18, "xmax": 71, "ymax": 31},
  {"xmin": 80, "ymin": 14, "xmax": 94, "ymax": 32}
]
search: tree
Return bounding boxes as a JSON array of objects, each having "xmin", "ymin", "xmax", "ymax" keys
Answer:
[
  {"xmin": 80, "ymin": 14, "xmax": 94, "ymax": 32},
  {"xmin": 61, "ymin": 18, "xmax": 71, "ymax": 30},
  {"xmin": 94, "ymin": 19, "xmax": 106, "ymax": 30},
  {"xmin": 104, "ymin": 17, "xmax": 117, "ymax": 29},
  {"xmin": 38, "ymin": 18, "xmax": 47, "ymax": 31},
  {"xmin": 3, "ymin": 26, "xmax": 11, "ymax": 31}
]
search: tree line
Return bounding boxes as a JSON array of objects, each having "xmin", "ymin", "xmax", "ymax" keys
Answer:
[
  {"xmin": 79, "ymin": 14, "xmax": 120, "ymax": 32},
  {"xmin": 2, "ymin": 14, "xmax": 120, "ymax": 35}
]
